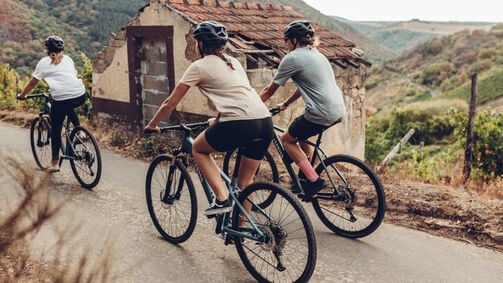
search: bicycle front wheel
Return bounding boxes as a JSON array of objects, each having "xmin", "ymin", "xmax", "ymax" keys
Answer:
[
  {"xmin": 30, "ymin": 117, "xmax": 52, "ymax": 170},
  {"xmin": 233, "ymin": 182, "xmax": 317, "ymax": 283},
  {"xmin": 146, "ymin": 154, "xmax": 197, "ymax": 244},
  {"xmin": 69, "ymin": 126, "xmax": 102, "ymax": 189},
  {"xmin": 312, "ymin": 155, "xmax": 385, "ymax": 238}
]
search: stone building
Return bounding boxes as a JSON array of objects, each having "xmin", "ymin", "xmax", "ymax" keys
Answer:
[{"xmin": 92, "ymin": 0, "xmax": 371, "ymax": 158}]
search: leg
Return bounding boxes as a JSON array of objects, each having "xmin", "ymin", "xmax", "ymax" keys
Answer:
[
  {"xmin": 67, "ymin": 107, "xmax": 80, "ymax": 127},
  {"xmin": 67, "ymin": 94, "xmax": 86, "ymax": 127},
  {"xmin": 300, "ymin": 141, "xmax": 316, "ymax": 164},
  {"xmin": 50, "ymin": 101, "xmax": 66, "ymax": 166},
  {"xmin": 282, "ymin": 132, "xmax": 319, "ymax": 182},
  {"xmin": 192, "ymin": 131, "xmax": 228, "ymax": 201}
]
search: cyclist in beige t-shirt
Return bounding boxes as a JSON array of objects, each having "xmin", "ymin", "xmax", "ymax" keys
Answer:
[{"xmin": 145, "ymin": 21, "xmax": 273, "ymax": 216}]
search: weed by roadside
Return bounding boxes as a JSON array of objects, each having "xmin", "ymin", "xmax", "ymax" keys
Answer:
[{"xmin": 0, "ymin": 155, "xmax": 114, "ymax": 282}]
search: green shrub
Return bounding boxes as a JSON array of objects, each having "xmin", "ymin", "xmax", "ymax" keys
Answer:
[
  {"xmin": 421, "ymin": 62, "xmax": 455, "ymax": 86},
  {"xmin": 450, "ymin": 108, "xmax": 503, "ymax": 180}
]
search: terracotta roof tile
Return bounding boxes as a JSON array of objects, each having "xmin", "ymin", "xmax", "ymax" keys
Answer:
[{"xmin": 164, "ymin": 0, "xmax": 361, "ymax": 61}]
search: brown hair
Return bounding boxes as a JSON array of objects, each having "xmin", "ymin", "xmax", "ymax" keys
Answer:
[
  {"xmin": 200, "ymin": 42, "xmax": 235, "ymax": 70},
  {"xmin": 296, "ymin": 35, "xmax": 320, "ymax": 48}
]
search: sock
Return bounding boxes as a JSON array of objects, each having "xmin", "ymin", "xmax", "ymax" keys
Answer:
[{"xmin": 296, "ymin": 159, "xmax": 318, "ymax": 182}]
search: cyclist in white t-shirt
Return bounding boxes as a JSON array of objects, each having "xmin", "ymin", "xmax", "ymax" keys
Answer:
[
  {"xmin": 145, "ymin": 22, "xmax": 273, "ymax": 216},
  {"xmin": 18, "ymin": 36, "xmax": 87, "ymax": 172}
]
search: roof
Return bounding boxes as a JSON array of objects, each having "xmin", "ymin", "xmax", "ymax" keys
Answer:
[{"xmin": 159, "ymin": 0, "xmax": 369, "ymax": 68}]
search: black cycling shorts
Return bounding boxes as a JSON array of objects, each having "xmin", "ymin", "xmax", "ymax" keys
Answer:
[
  {"xmin": 288, "ymin": 115, "xmax": 334, "ymax": 141},
  {"xmin": 205, "ymin": 117, "xmax": 273, "ymax": 160}
]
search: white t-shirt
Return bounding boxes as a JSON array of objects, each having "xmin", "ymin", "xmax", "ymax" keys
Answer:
[
  {"xmin": 179, "ymin": 55, "xmax": 270, "ymax": 122},
  {"xmin": 32, "ymin": 55, "xmax": 86, "ymax": 101}
]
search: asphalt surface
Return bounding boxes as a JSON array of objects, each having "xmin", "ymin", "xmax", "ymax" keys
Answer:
[{"xmin": 1, "ymin": 122, "xmax": 502, "ymax": 282}]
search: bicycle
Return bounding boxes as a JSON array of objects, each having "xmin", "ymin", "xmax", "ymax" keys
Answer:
[
  {"xmin": 223, "ymin": 107, "xmax": 386, "ymax": 238},
  {"xmin": 23, "ymin": 93, "xmax": 102, "ymax": 189},
  {"xmin": 144, "ymin": 122, "xmax": 317, "ymax": 282}
]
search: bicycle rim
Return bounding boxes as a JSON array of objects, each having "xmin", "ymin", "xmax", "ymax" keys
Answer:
[
  {"xmin": 30, "ymin": 118, "xmax": 52, "ymax": 170},
  {"xmin": 146, "ymin": 155, "xmax": 197, "ymax": 243},
  {"xmin": 69, "ymin": 126, "xmax": 102, "ymax": 189},
  {"xmin": 233, "ymin": 181, "xmax": 316, "ymax": 282},
  {"xmin": 312, "ymin": 155, "xmax": 385, "ymax": 238}
]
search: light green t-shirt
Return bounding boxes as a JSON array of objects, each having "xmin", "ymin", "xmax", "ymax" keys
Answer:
[
  {"xmin": 180, "ymin": 55, "xmax": 270, "ymax": 122},
  {"xmin": 273, "ymin": 47, "xmax": 345, "ymax": 126}
]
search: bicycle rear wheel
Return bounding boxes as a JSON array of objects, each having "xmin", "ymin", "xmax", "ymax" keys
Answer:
[
  {"xmin": 233, "ymin": 182, "xmax": 317, "ymax": 283},
  {"xmin": 146, "ymin": 154, "xmax": 197, "ymax": 243},
  {"xmin": 30, "ymin": 117, "xmax": 52, "ymax": 170},
  {"xmin": 69, "ymin": 126, "xmax": 102, "ymax": 189},
  {"xmin": 312, "ymin": 155, "xmax": 385, "ymax": 238}
]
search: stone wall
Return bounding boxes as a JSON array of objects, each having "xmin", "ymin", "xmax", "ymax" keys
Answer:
[
  {"xmin": 247, "ymin": 66, "xmax": 368, "ymax": 159},
  {"xmin": 93, "ymin": 31, "xmax": 129, "ymax": 103},
  {"xmin": 139, "ymin": 38, "xmax": 171, "ymax": 126}
]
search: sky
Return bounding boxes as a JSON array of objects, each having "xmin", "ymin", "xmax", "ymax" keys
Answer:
[{"xmin": 302, "ymin": 0, "xmax": 503, "ymax": 22}]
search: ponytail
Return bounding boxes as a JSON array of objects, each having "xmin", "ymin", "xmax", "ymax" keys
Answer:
[{"xmin": 199, "ymin": 41, "xmax": 235, "ymax": 70}]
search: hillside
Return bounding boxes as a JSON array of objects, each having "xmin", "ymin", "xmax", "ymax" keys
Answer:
[
  {"xmin": 366, "ymin": 24, "xmax": 503, "ymax": 112},
  {"xmin": 0, "ymin": 0, "xmax": 147, "ymax": 75},
  {"xmin": 336, "ymin": 17, "xmax": 496, "ymax": 56}
]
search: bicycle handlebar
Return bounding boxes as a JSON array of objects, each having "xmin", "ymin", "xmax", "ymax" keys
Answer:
[
  {"xmin": 144, "ymin": 121, "xmax": 209, "ymax": 135},
  {"xmin": 22, "ymin": 93, "xmax": 51, "ymax": 100},
  {"xmin": 269, "ymin": 106, "xmax": 281, "ymax": 116}
]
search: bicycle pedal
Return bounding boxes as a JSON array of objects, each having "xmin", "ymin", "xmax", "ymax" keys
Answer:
[{"xmin": 214, "ymin": 214, "xmax": 223, "ymax": 234}]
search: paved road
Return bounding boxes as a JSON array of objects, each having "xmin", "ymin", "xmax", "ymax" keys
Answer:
[{"xmin": 1, "ymin": 122, "xmax": 502, "ymax": 282}]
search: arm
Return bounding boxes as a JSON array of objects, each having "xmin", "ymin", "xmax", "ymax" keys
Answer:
[
  {"xmin": 259, "ymin": 82, "xmax": 280, "ymax": 102},
  {"xmin": 145, "ymin": 83, "xmax": 190, "ymax": 129},
  {"xmin": 279, "ymin": 89, "xmax": 301, "ymax": 110},
  {"xmin": 17, "ymin": 77, "xmax": 39, "ymax": 99}
]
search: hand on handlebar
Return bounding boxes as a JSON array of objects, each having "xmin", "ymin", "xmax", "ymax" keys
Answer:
[
  {"xmin": 276, "ymin": 102, "xmax": 287, "ymax": 111},
  {"xmin": 16, "ymin": 94, "xmax": 27, "ymax": 100}
]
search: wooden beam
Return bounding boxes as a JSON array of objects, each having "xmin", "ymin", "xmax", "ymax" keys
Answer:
[{"xmin": 378, "ymin": 129, "xmax": 415, "ymax": 173}]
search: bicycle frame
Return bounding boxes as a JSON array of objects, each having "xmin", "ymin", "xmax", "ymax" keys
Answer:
[
  {"xmin": 31, "ymin": 93, "xmax": 86, "ymax": 164},
  {"xmin": 164, "ymin": 125, "xmax": 273, "ymax": 243},
  {"xmin": 270, "ymin": 125, "xmax": 349, "ymax": 198}
]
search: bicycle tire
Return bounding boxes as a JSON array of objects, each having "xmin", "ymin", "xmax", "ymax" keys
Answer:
[
  {"xmin": 312, "ymin": 154, "xmax": 385, "ymax": 238},
  {"xmin": 30, "ymin": 117, "xmax": 52, "ymax": 170},
  {"xmin": 223, "ymin": 149, "xmax": 279, "ymax": 209},
  {"xmin": 69, "ymin": 126, "xmax": 102, "ymax": 189},
  {"xmin": 146, "ymin": 154, "xmax": 198, "ymax": 243},
  {"xmin": 233, "ymin": 181, "xmax": 317, "ymax": 283}
]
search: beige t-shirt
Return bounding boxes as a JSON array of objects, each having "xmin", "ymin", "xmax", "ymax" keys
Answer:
[{"xmin": 179, "ymin": 55, "xmax": 270, "ymax": 122}]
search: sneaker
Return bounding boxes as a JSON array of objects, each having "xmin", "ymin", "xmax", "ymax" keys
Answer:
[
  {"xmin": 204, "ymin": 198, "xmax": 232, "ymax": 217},
  {"xmin": 300, "ymin": 178, "xmax": 325, "ymax": 202},
  {"xmin": 47, "ymin": 164, "xmax": 60, "ymax": 173}
]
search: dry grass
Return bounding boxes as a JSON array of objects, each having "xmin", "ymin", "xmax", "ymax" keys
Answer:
[{"xmin": 0, "ymin": 155, "xmax": 114, "ymax": 282}]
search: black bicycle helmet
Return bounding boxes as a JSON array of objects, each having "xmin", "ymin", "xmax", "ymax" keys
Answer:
[
  {"xmin": 44, "ymin": 35, "xmax": 65, "ymax": 53},
  {"xmin": 284, "ymin": 20, "xmax": 315, "ymax": 40},
  {"xmin": 193, "ymin": 21, "xmax": 228, "ymax": 45}
]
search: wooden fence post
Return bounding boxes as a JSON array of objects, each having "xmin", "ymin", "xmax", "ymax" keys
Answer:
[
  {"xmin": 378, "ymin": 128, "xmax": 415, "ymax": 173},
  {"xmin": 463, "ymin": 73, "xmax": 478, "ymax": 183}
]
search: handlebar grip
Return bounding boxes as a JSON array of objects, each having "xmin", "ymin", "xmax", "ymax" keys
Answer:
[{"xmin": 269, "ymin": 107, "xmax": 281, "ymax": 116}]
